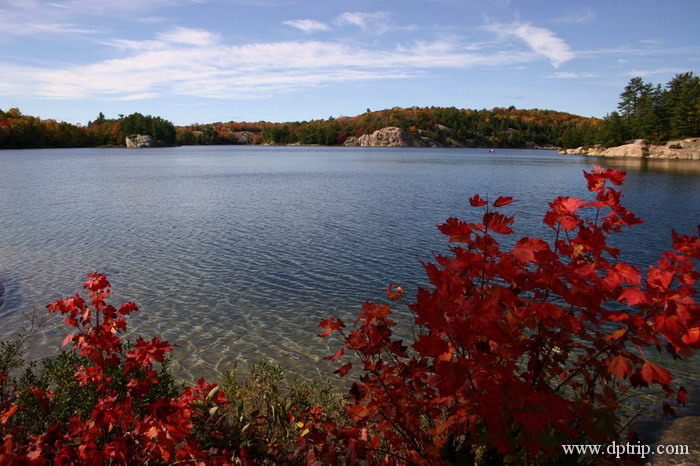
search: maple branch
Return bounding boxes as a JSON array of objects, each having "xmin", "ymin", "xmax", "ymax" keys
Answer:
[
  {"xmin": 553, "ymin": 342, "xmax": 617, "ymax": 393},
  {"xmin": 365, "ymin": 446, "xmax": 409, "ymax": 463}
]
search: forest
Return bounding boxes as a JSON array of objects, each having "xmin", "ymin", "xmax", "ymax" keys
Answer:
[
  {"xmin": 559, "ymin": 72, "xmax": 700, "ymax": 148},
  {"xmin": 0, "ymin": 111, "xmax": 176, "ymax": 149},
  {"xmin": 1, "ymin": 72, "xmax": 697, "ymax": 150}
]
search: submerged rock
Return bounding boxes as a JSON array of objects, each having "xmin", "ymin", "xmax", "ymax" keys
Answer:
[{"xmin": 646, "ymin": 416, "xmax": 700, "ymax": 465}]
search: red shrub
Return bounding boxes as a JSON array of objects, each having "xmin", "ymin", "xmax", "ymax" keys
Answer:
[{"xmin": 319, "ymin": 165, "xmax": 699, "ymax": 464}]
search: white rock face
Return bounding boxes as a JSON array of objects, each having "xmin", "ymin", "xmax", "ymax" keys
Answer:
[
  {"xmin": 231, "ymin": 131, "xmax": 256, "ymax": 144},
  {"xmin": 559, "ymin": 138, "xmax": 700, "ymax": 160},
  {"xmin": 343, "ymin": 136, "xmax": 360, "ymax": 146},
  {"xmin": 125, "ymin": 134, "xmax": 157, "ymax": 148},
  {"xmin": 356, "ymin": 127, "xmax": 417, "ymax": 147}
]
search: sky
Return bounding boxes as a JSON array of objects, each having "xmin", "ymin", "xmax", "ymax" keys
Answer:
[{"xmin": 1, "ymin": 0, "xmax": 699, "ymax": 126}]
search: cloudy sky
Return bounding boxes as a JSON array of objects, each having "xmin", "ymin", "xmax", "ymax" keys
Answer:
[{"xmin": 1, "ymin": 0, "xmax": 698, "ymax": 125}]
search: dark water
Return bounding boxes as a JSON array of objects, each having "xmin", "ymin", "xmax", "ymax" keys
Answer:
[{"xmin": 0, "ymin": 146, "xmax": 698, "ymax": 401}]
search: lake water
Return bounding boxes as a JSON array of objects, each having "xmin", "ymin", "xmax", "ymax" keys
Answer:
[{"xmin": 0, "ymin": 146, "xmax": 698, "ymax": 405}]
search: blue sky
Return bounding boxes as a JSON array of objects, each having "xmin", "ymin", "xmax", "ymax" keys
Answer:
[{"xmin": 1, "ymin": 0, "xmax": 699, "ymax": 125}]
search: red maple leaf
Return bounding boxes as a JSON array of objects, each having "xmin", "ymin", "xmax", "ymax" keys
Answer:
[
  {"xmin": 608, "ymin": 355, "xmax": 632, "ymax": 380},
  {"xmin": 640, "ymin": 361, "xmax": 672, "ymax": 385},
  {"xmin": 469, "ymin": 194, "xmax": 487, "ymax": 207},
  {"xmin": 483, "ymin": 212, "xmax": 514, "ymax": 235},
  {"xmin": 493, "ymin": 196, "xmax": 515, "ymax": 207},
  {"xmin": 677, "ymin": 387, "xmax": 687, "ymax": 406}
]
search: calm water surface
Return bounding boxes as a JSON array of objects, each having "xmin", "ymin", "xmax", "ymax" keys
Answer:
[{"xmin": 1, "ymin": 146, "xmax": 698, "ymax": 405}]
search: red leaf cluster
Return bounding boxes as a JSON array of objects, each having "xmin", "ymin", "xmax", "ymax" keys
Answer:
[
  {"xmin": 1, "ymin": 165, "xmax": 697, "ymax": 464},
  {"xmin": 318, "ymin": 165, "xmax": 699, "ymax": 463}
]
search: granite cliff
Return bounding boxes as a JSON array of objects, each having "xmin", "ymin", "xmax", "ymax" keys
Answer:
[
  {"xmin": 125, "ymin": 134, "xmax": 157, "ymax": 148},
  {"xmin": 559, "ymin": 138, "xmax": 700, "ymax": 160}
]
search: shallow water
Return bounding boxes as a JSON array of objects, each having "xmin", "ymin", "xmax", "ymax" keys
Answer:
[{"xmin": 0, "ymin": 146, "xmax": 698, "ymax": 409}]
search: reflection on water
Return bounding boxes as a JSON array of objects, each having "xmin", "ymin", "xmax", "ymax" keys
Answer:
[
  {"xmin": 594, "ymin": 155, "xmax": 700, "ymax": 175},
  {"xmin": 0, "ymin": 147, "xmax": 698, "ymax": 409}
]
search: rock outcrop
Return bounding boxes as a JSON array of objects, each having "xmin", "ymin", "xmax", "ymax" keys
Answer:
[
  {"xmin": 343, "ymin": 125, "xmax": 563, "ymax": 149},
  {"xmin": 125, "ymin": 134, "xmax": 157, "ymax": 148},
  {"xmin": 647, "ymin": 416, "xmax": 700, "ymax": 465},
  {"xmin": 343, "ymin": 136, "xmax": 360, "ymax": 146},
  {"xmin": 357, "ymin": 127, "xmax": 419, "ymax": 147},
  {"xmin": 344, "ymin": 126, "xmax": 451, "ymax": 147},
  {"xmin": 559, "ymin": 138, "xmax": 700, "ymax": 160},
  {"xmin": 231, "ymin": 131, "xmax": 256, "ymax": 144}
]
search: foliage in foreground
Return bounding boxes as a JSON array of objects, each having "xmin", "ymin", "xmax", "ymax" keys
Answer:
[
  {"xmin": 0, "ymin": 277, "xmax": 342, "ymax": 464},
  {"xmin": 318, "ymin": 166, "xmax": 698, "ymax": 464},
  {"xmin": 1, "ymin": 166, "xmax": 698, "ymax": 464}
]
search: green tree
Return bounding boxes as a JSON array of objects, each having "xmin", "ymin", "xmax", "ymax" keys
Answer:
[
  {"xmin": 664, "ymin": 72, "xmax": 700, "ymax": 138},
  {"xmin": 599, "ymin": 112, "xmax": 630, "ymax": 147},
  {"xmin": 618, "ymin": 77, "xmax": 656, "ymax": 139}
]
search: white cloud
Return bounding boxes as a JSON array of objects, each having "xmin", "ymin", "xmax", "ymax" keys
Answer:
[
  {"xmin": 486, "ymin": 22, "xmax": 574, "ymax": 68},
  {"xmin": 577, "ymin": 45, "xmax": 700, "ymax": 58},
  {"xmin": 0, "ymin": 30, "xmax": 543, "ymax": 101},
  {"xmin": 283, "ymin": 19, "xmax": 330, "ymax": 33},
  {"xmin": 117, "ymin": 92, "xmax": 160, "ymax": 100},
  {"xmin": 136, "ymin": 16, "xmax": 169, "ymax": 24},
  {"xmin": 335, "ymin": 11, "xmax": 389, "ymax": 32},
  {"xmin": 553, "ymin": 8, "xmax": 595, "ymax": 24},
  {"xmin": 638, "ymin": 39, "xmax": 664, "ymax": 45},
  {"xmin": 624, "ymin": 67, "xmax": 689, "ymax": 77},
  {"xmin": 546, "ymin": 71, "xmax": 597, "ymax": 78},
  {"xmin": 0, "ymin": 0, "xmax": 191, "ymax": 38},
  {"xmin": 0, "ymin": 0, "xmax": 100, "ymax": 38},
  {"xmin": 157, "ymin": 27, "xmax": 219, "ymax": 46}
]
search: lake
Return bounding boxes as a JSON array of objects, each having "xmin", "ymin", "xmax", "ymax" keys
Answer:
[{"xmin": 0, "ymin": 146, "xmax": 698, "ymax": 402}]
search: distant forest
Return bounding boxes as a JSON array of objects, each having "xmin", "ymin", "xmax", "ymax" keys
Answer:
[
  {"xmin": 0, "ymin": 110, "xmax": 176, "ymax": 149},
  {"xmin": 1, "ymin": 72, "xmax": 697, "ymax": 150}
]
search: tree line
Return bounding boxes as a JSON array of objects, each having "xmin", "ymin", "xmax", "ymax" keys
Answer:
[
  {"xmin": 559, "ymin": 72, "xmax": 700, "ymax": 148},
  {"xmin": 174, "ymin": 106, "xmax": 598, "ymax": 148},
  {"xmin": 2, "ymin": 72, "xmax": 697, "ymax": 150},
  {"xmin": 0, "ymin": 110, "xmax": 176, "ymax": 149},
  {"xmin": 1, "ymin": 106, "xmax": 597, "ymax": 150}
]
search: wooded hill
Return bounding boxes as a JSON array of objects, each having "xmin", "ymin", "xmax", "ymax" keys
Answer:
[
  {"xmin": 1, "ymin": 106, "xmax": 598, "ymax": 150},
  {"xmin": 2, "ymin": 71, "xmax": 696, "ymax": 150},
  {"xmin": 175, "ymin": 106, "xmax": 599, "ymax": 148},
  {"xmin": 0, "ymin": 110, "xmax": 176, "ymax": 149}
]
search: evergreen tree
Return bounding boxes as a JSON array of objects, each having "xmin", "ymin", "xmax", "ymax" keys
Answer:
[
  {"xmin": 664, "ymin": 72, "xmax": 700, "ymax": 138},
  {"xmin": 599, "ymin": 112, "xmax": 630, "ymax": 147},
  {"xmin": 618, "ymin": 77, "xmax": 656, "ymax": 139}
]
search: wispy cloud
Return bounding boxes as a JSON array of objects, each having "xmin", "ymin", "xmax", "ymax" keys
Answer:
[
  {"xmin": 157, "ymin": 27, "xmax": 219, "ymax": 46},
  {"xmin": 546, "ymin": 71, "xmax": 597, "ymax": 78},
  {"xmin": 0, "ymin": 28, "xmax": 543, "ymax": 101},
  {"xmin": 624, "ymin": 67, "xmax": 689, "ymax": 77},
  {"xmin": 117, "ymin": 92, "xmax": 161, "ymax": 100},
  {"xmin": 485, "ymin": 22, "xmax": 574, "ymax": 68},
  {"xmin": 0, "ymin": 0, "xmax": 101, "ymax": 38},
  {"xmin": 283, "ymin": 19, "xmax": 330, "ymax": 33},
  {"xmin": 335, "ymin": 11, "xmax": 391, "ymax": 33},
  {"xmin": 577, "ymin": 45, "xmax": 700, "ymax": 58},
  {"xmin": 638, "ymin": 39, "xmax": 664, "ymax": 45},
  {"xmin": 136, "ymin": 16, "xmax": 170, "ymax": 24},
  {"xmin": 0, "ymin": 0, "xmax": 161, "ymax": 38},
  {"xmin": 552, "ymin": 8, "xmax": 595, "ymax": 24}
]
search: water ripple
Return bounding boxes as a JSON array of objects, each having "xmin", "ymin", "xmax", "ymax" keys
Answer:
[{"xmin": 0, "ymin": 146, "xmax": 698, "ymax": 399}]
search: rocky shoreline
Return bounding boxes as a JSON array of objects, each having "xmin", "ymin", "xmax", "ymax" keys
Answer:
[
  {"xmin": 559, "ymin": 138, "xmax": 700, "ymax": 161},
  {"xmin": 342, "ymin": 126, "xmax": 557, "ymax": 149}
]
